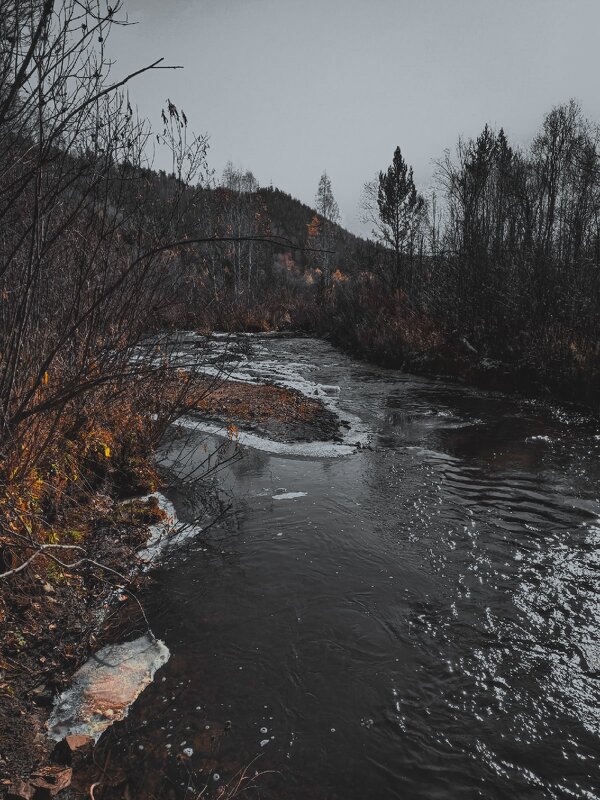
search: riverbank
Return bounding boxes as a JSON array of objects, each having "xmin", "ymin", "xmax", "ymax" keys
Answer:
[
  {"xmin": 324, "ymin": 330, "xmax": 593, "ymax": 408},
  {"xmin": 0, "ymin": 370, "xmax": 342, "ymax": 799},
  {"xmin": 185, "ymin": 377, "xmax": 343, "ymax": 443},
  {"xmin": 0, "ymin": 497, "xmax": 164, "ymax": 789},
  {"xmin": 213, "ymin": 317, "xmax": 599, "ymax": 414},
  {"xmin": 328, "ymin": 335, "xmax": 600, "ymax": 417}
]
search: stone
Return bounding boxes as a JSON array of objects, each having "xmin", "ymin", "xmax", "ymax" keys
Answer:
[
  {"xmin": 65, "ymin": 734, "xmax": 94, "ymax": 751},
  {"xmin": 29, "ymin": 765, "xmax": 72, "ymax": 796},
  {"xmin": 52, "ymin": 734, "xmax": 94, "ymax": 765},
  {"xmin": 6, "ymin": 779, "xmax": 34, "ymax": 800}
]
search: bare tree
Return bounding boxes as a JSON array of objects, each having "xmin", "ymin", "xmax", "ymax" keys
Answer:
[
  {"xmin": 312, "ymin": 170, "xmax": 339, "ymax": 286},
  {"xmin": 0, "ymin": 0, "xmax": 216, "ymax": 581}
]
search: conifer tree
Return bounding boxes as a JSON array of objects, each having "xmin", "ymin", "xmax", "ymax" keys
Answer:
[{"xmin": 376, "ymin": 147, "xmax": 425, "ymax": 285}]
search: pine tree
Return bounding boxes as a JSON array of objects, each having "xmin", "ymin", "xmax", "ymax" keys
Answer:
[{"xmin": 376, "ymin": 147, "xmax": 424, "ymax": 285}]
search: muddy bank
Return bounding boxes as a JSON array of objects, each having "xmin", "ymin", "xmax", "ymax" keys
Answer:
[
  {"xmin": 188, "ymin": 378, "xmax": 343, "ymax": 443},
  {"xmin": 0, "ymin": 498, "xmax": 166, "ymax": 793},
  {"xmin": 0, "ymin": 525, "xmax": 145, "ymax": 796}
]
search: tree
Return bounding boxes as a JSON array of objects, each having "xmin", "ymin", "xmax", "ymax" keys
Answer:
[
  {"xmin": 315, "ymin": 171, "xmax": 340, "ymax": 225},
  {"xmin": 361, "ymin": 146, "xmax": 425, "ymax": 289},
  {"xmin": 312, "ymin": 171, "xmax": 339, "ymax": 286},
  {"xmin": 214, "ymin": 164, "xmax": 270, "ymax": 297}
]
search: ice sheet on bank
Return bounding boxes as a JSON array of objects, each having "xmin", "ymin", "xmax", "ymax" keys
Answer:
[
  {"xmin": 133, "ymin": 332, "xmax": 371, "ymax": 452},
  {"xmin": 175, "ymin": 417, "xmax": 357, "ymax": 458},
  {"xmin": 130, "ymin": 492, "xmax": 202, "ymax": 564},
  {"xmin": 47, "ymin": 635, "xmax": 169, "ymax": 742}
]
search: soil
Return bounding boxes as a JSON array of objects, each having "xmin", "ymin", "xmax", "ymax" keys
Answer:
[
  {"xmin": 186, "ymin": 378, "xmax": 344, "ymax": 443},
  {"xmin": 0, "ymin": 510, "xmax": 153, "ymax": 792}
]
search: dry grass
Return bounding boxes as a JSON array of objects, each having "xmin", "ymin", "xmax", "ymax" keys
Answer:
[{"xmin": 185, "ymin": 378, "xmax": 325, "ymax": 425}]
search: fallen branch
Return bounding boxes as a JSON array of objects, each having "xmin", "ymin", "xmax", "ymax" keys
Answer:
[{"xmin": 0, "ymin": 543, "xmax": 86, "ymax": 579}]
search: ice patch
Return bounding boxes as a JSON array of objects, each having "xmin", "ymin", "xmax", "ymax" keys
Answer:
[
  {"xmin": 130, "ymin": 492, "xmax": 203, "ymax": 564},
  {"xmin": 272, "ymin": 492, "xmax": 307, "ymax": 500},
  {"xmin": 315, "ymin": 384, "xmax": 340, "ymax": 397},
  {"xmin": 405, "ymin": 446, "xmax": 459, "ymax": 462},
  {"xmin": 47, "ymin": 635, "xmax": 169, "ymax": 742},
  {"xmin": 175, "ymin": 417, "xmax": 357, "ymax": 458},
  {"xmin": 136, "ymin": 333, "xmax": 371, "ymax": 454}
]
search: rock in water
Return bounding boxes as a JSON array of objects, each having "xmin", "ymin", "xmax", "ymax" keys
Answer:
[{"xmin": 47, "ymin": 635, "xmax": 169, "ymax": 742}]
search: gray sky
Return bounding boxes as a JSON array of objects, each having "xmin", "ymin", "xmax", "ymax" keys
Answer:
[{"xmin": 108, "ymin": 0, "xmax": 600, "ymax": 234}]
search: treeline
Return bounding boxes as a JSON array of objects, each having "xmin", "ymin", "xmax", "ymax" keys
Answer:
[
  {"xmin": 142, "ymin": 170, "xmax": 377, "ymax": 330},
  {"xmin": 332, "ymin": 102, "xmax": 600, "ymax": 402},
  {"xmin": 430, "ymin": 102, "xmax": 600, "ymax": 373},
  {"xmin": 156, "ymin": 102, "xmax": 600, "ymax": 406}
]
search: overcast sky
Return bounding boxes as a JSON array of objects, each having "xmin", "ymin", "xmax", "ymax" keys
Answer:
[{"xmin": 108, "ymin": 0, "xmax": 600, "ymax": 234}]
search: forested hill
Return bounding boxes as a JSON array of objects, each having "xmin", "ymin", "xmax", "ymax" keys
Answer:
[
  {"xmin": 257, "ymin": 186, "xmax": 320, "ymax": 244},
  {"xmin": 140, "ymin": 169, "xmax": 377, "ymax": 274},
  {"xmin": 256, "ymin": 186, "xmax": 374, "ymax": 270}
]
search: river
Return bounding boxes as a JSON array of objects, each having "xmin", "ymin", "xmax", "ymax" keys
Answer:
[{"xmin": 94, "ymin": 335, "xmax": 600, "ymax": 800}]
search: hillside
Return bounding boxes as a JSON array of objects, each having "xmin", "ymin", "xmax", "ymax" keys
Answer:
[{"xmin": 257, "ymin": 186, "xmax": 374, "ymax": 270}]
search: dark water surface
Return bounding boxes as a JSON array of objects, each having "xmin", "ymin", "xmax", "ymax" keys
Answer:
[{"xmin": 98, "ymin": 336, "xmax": 600, "ymax": 799}]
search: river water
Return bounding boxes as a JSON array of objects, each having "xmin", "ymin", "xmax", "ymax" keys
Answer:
[{"xmin": 96, "ymin": 335, "xmax": 600, "ymax": 800}]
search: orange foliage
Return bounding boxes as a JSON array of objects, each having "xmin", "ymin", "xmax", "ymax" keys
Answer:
[
  {"xmin": 307, "ymin": 214, "xmax": 320, "ymax": 240},
  {"xmin": 332, "ymin": 269, "xmax": 347, "ymax": 283}
]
